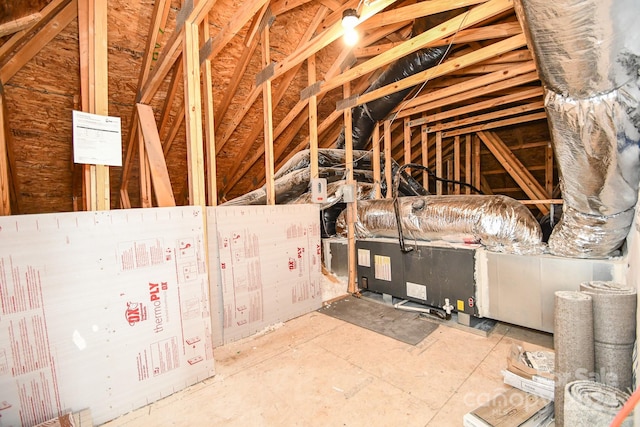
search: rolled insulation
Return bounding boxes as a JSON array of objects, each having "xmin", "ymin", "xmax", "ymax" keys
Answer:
[
  {"xmin": 554, "ymin": 291, "xmax": 594, "ymax": 427},
  {"xmin": 514, "ymin": 0, "xmax": 640, "ymax": 258},
  {"xmin": 335, "ymin": 195, "xmax": 544, "ymax": 255},
  {"xmin": 564, "ymin": 380, "xmax": 631, "ymax": 426},
  {"xmin": 580, "ymin": 281, "xmax": 637, "ymax": 392}
]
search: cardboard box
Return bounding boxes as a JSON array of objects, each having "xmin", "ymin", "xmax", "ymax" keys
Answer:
[
  {"xmin": 463, "ymin": 388, "xmax": 554, "ymax": 427},
  {"xmin": 507, "ymin": 342, "xmax": 555, "ymax": 381},
  {"xmin": 502, "ymin": 370, "xmax": 554, "ymax": 401}
]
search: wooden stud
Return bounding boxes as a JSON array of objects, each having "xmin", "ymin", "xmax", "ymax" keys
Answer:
[
  {"xmin": 201, "ymin": 16, "xmax": 217, "ymax": 206},
  {"xmin": 421, "ymin": 123, "xmax": 429, "ymax": 190},
  {"xmin": 454, "ymin": 135, "xmax": 461, "ymax": 194},
  {"xmin": 137, "ymin": 104, "xmax": 176, "ymax": 207},
  {"xmin": 384, "ymin": 120, "xmax": 393, "ymax": 199},
  {"xmin": 545, "ymin": 142, "xmax": 554, "ymax": 198},
  {"xmin": 183, "ymin": 22, "xmax": 206, "ymax": 206},
  {"xmin": 465, "ymin": 134, "xmax": 472, "ymax": 194},
  {"xmin": 0, "ymin": 92, "xmax": 10, "ymax": 214},
  {"xmin": 344, "ymin": 80, "xmax": 356, "ymax": 294},
  {"xmin": 77, "ymin": 0, "xmax": 109, "ymax": 211},
  {"xmin": 139, "ymin": 0, "xmax": 216, "ymax": 104},
  {"xmin": 403, "ymin": 118, "xmax": 411, "ymax": 173},
  {"xmin": 261, "ymin": 27, "xmax": 276, "ymax": 205},
  {"xmin": 120, "ymin": 0, "xmax": 173, "ymax": 206},
  {"xmin": 137, "ymin": 124, "xmax": 152, "ymax": 208},
  {"xmin": 372, "ymin": 124, "xmax": 381, "ymax": 199},
  {"xmin": 436, "ymin": 131, "xmax": 443, "ymax": 195},
  {"xmin": 308, "ymin": 53, "xmax": 319, "ymax": 180},
  {"xmin": 473, "ymin": 134, "xmax": 481, "ymax": 192}
]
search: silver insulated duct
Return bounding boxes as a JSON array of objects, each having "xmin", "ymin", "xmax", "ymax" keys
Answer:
[{"xmin": 514, "ymin": 0, "xmax": 640, "ymax": 258}]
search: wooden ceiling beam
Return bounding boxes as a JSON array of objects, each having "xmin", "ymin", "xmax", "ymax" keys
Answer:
[
  {"xmin": 0, "ymin": 13, "xmax": 43, "ymax": 38},
  {"xmin": 359, "ymin": 0, "xmax": 486, "ymax": 31},
  {"xmin": 271, "ymin": 0, "xmax": 315, "ymax": 15},
  {"xmin": 393, "ymin": 61, "xmax": 537, "ymax": 118},
  {"xmin": 425, "ymin": 100, "xmax": 544, "ymax": 133},
  {"xmin": 201, "ymin": 0, "xmax": 270, "ymax": 64},
  {"xmin": 138, "ymin": 0, "xmax": 217, "ymax": 104},
  {"xmin": 0, "ymin": 0, "xmax": 71, "ymax": 64},
  {"xmin": 352, "ymin": 34, "xmax": 527, "ymax": 108},
  {"xmin": 443, "ymin": 111, "xmax": 547, "ymax": 138},
  {"xmin": 407, "ymin": 86, "xmax": 543, "ymax": 127},
  {"xmin": 317, "ymin": 0, "xmax": 514, "ymax": 99},
  {"xmin": 354, "ymin": 21, "xmax": 522, "ymax": 58},
  {"xmin": 477, "ymin": 130, "xmax": 548, "ymax": 213},
  {"xmin": 0, "ymin": 0, "xmax": 77, "ymax": 84},
  {"xmin": 270, "ymin": 0, "xmax": 398, "ymax": 82}
]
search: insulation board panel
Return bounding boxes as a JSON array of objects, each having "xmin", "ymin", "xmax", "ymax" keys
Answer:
[
  {"xmin": 0, "ymin": 207, "xmax": 215, "ymax": 426},
  {"xmin": 210, "ymin": 205, "xmax": 322, "ymax": 344}
]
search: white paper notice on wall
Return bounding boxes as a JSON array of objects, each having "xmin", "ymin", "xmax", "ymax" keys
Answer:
[
  {"xmin": 0, "ymin": 207, "xmax": 214, "ymax": 426},
  {"xmin": 72, "ymin": 110, "xmax": 122, "ymax": 166}
]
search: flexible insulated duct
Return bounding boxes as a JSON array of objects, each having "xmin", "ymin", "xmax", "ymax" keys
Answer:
[
  {"xmin": 514, "ymin": 0, "xmax": 640, "ymax": 258},
  {"xmin": 334, "ymin": 195, "xmax": 545, "ymax": 255},
  {"xmin": 335, "ymin": 47, "xmax": 447, "ymax": 150}
]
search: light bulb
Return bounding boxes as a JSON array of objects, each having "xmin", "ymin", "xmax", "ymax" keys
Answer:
[
  {"xmin": 344, "ymin": 27, "xmax": 359, "ymax": 46},
  {"xmin": 342, "ymin": 9, "xmax": 359, "ymax": 29}
]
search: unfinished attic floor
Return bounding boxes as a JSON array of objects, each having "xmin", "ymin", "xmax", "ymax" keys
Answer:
[{"xmin": 103, "ymin": 306, "xmax": 553, "ymax": 427}]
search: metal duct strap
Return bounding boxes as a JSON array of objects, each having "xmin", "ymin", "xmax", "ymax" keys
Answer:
[{"xmin": 514, "ymin": 0, "xmax": 640, "ymax": 258}]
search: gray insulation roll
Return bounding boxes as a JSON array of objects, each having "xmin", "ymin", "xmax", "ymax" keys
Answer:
[
  {"xmin": 554, "ymin": 291, "xmax": 594, "ymax": 427},
  {"xmin": 564, "ymin": 380, "xmax": 631, "ymax": 426},
  {"xmin": 580, "ymin": 281, "xmax": 637, "ymax": 391}
]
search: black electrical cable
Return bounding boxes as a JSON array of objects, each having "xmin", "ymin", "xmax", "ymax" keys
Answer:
[{"xmin": 391, "ymin": 163, "xmax": 484, "ymax": 252}]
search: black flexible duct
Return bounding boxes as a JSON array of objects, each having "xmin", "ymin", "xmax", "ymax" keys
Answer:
[{"xmin": 336, "ymin": 47, "xmax": 448, "ymax": 150}]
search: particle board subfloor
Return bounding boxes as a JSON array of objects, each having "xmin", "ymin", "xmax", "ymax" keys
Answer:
[{"xmin": 103, "ymin": 311, "xmax": 553, "ymax": 426}]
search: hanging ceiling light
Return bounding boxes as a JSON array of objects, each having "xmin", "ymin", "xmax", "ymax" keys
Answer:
[
  {"xmin": 342, "ymin": 8, "xmax": 360, "ymax": 46},
  {"xmin": 342, "ymin": 8, "xmax": 359, "ymax": 29}
]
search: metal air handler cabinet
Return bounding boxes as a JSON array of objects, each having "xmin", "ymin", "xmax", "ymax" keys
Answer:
[{"xmin": 356, "ymin": 238, "xmax": 478, "ymax": 320}]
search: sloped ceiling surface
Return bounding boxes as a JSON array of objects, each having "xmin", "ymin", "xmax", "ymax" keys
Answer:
[{"xmin": 0, "ymin": 0, "xmax": 552, "ymax": 214}]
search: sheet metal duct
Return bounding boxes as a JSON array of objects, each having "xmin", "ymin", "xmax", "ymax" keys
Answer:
[{"xmin": 514, "ymin": 0, "xmax": 640, "ymax": 258}]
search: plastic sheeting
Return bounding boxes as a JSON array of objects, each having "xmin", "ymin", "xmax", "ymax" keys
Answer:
[
  {"xmin": 335, "ymin": 195, "xmax": 545, "ymax": 255},
  {"xmin": 514, "ymin": 0, "xmax": 640, "ymax": 258},
  {"xmin": 223, "ymin": 149, "xmax": 427, "ymax": 207},
  {"xmin": 222, "ymin": 167, "xmax": 374, "ymax": 206}
]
